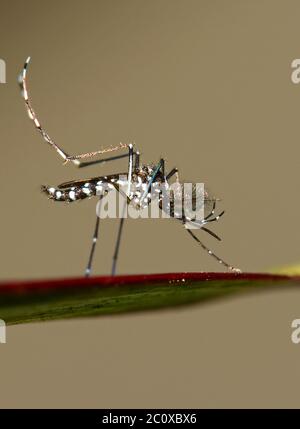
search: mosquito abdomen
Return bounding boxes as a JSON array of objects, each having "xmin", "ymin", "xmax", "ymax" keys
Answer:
[{"xmin": 41, "ymin": 180, "xmax": 109, "ymax": 203}]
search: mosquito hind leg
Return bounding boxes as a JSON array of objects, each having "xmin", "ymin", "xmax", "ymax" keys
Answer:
[
  {"xmin": 19, "ymin": 57, "xmax": 75, "ymax": 164},
  {"xmin": 76, "ymin": 144, "xmax": 141, "ymax": 170},
  {"xmin": 19, "ymin": 57, "xmax": 132, "ymax": 168},
  {"xmin": 64, "ymin": 142, "xmax": 129, "ymax": 166}
]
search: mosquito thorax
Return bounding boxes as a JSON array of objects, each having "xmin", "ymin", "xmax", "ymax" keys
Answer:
[{"xmin": 133, "ymin": 164, "xmax": 164, "ymax": 182}]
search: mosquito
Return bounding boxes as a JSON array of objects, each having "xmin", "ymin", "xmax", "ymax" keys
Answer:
[{"xmin": 18, "ymin": 57, "xmax": 241, "ymax": 276}]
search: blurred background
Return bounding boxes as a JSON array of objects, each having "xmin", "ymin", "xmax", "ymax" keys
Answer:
[
  {"xmin": 1, "ymin": 0, "xmax": 299, "ymax": 278},
  {"xmin": 0, "ymin": 0, "xmax": 300, "ymax": 408}
]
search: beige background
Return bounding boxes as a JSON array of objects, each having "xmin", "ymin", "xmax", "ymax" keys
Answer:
[{"xmin": 0, "ymin": 0, "xmax": 300, "ymax": 408}]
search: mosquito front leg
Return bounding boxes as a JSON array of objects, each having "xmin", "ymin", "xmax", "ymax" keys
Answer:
[{"xmin": 186, "ymin": 228, "xmax": 241, "ymax": 273}]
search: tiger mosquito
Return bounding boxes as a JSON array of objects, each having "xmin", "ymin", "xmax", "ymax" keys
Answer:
[{"xmin": 19, "ymin": 57, "xmax": 241, "ymax": 276}]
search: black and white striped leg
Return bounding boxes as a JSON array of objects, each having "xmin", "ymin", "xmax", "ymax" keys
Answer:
[
  {"xmin": 111, "ymin": 144, "xmax": 134, "ymax": 276},
  {"xmin": 186, "ymin": 229, "xmax": 241, "ymax": 273},
  {"xmin": 85, "ymin": 198, "xmax": 102, "ymax": 277},
  {"xmin": 205, "ymin": 201, "xmax": 216, "ymax": 220},
  {"xmin": 19, "ymin": 57, "xmax": 131, "ymax": 168},
  {"xmin": 19, "ymin": 57, "xmax": 73, "ymax": 164},
  {"xmin": 197, "ymin": 211, "xmax": 225, "ymax": 227}
]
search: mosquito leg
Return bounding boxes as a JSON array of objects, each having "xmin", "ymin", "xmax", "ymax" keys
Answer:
[
  {"xmin": 126, "ymin": 144, "xmax": 134, "ymax": 196},
  {"xmin": 77, "ymin": 153, "xmax": 129, "ymax": 169},
  {"xmin": 111, "ymin": 145, "xmax": 134, "ymax": 275},
  {"xmin": 184, "ymin": 218, "xmax": 222, "ymax": 239},
  {"xmin": 19, "ymin": 58, "xmax": 74, "ymax": 164},
  {"xmin": 166, "ymin": 167, "xmax": 178, "ymax": 181},
  {"xmin": 134, "ymin": 150, "xmax": 140, "ymax": 171},
  {"xmin": 186, "ymin": 228, "xmax": 241, "ymax": 273},
  {"xmin": 161, "ymin": 158, "xmax": 165, "ymax": 179},
  {"xmin": 19, "ymin": 58, "xmax": 131, "ymax": 168},
  {"xmin": 205, "ymin": 201, "xmax": 216, "ymax": 220},
  {"xmin": 85, "ymin": 198, "xmax": 102, "ymax": 277},
  {"xmin": 201, "ymin": 226, "xmax": 221, "ymax": 241},
  {"xmin": 77, "ymin": 145, "xmax": 139, "ymax": 169},
  {"xmin": 189, "ymin": 209, "xmax": 225, "ymax": 228},
  {"xmin": 203, "ymin": 210, "xmax": 225, "ymax": 223},
  {"xmin": 64, "ymin": 143, "xmax": 129, "ymax": 166},
  {"xmin": 111, "ymin": 216, "xmax": 125, "ymax": 276}
]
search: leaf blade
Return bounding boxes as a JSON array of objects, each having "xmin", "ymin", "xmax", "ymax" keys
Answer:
[{"xmin": 1, "ymin": 272, "xmax": 299, "ymax": 325}]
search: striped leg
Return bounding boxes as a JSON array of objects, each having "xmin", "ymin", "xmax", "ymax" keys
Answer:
[
  {"xmin": 19, "ymin": 57, "xmax": 130, "ymax": 167},
  {"xmin": 111, "ymin": 144, "xmax": 134, "ymax": 276},
  {"xmin": 85, "ymin": 198, "xmax": 102, "ymax": 277},
  {"xmin": 186, "ymin": 229, "xmax": 241, "ymax": 273}
]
